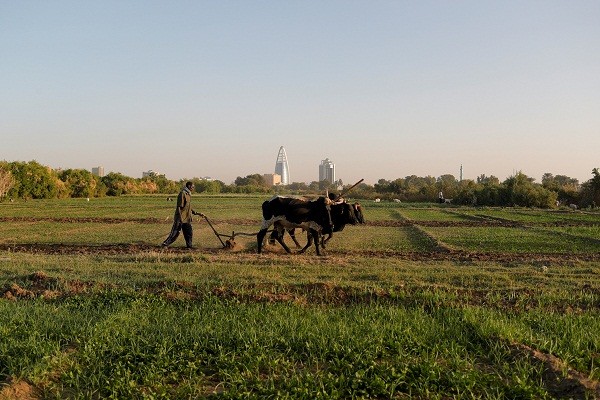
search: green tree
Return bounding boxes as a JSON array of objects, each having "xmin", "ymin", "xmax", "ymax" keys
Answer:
[
  {"xmin": 154, "ymin": 176, "xmax": 179, "ymax": 194},
  {"xmin": 373, "ymin": 179, "xmax": 391, "ymax": 193},
  {"xmin": 476, "ymin": 182, "xmax": 502, "ymax": 206},
  {"xmin": 580, "ymin": 168, "xmax": 600, "ymax": 208},
  {"xmin": 234, "ymin": 174, "xmax": 269, "ymax": 188},
  {"xmin": 7, "ymin": 161, "xmax": 61, "ymax": 199},
  {"xmin": 477, "ymin": 174, "xmax": 500, "ymax": 185},
  {"xmin": 542, "ymin": 173, "xmax": 580, "ymax": 205},
  {"xmin": 59, "ymin": 169, "xmax": 98, "ymax": 198},
  {"xmin": 287, "ymin": 182, "xmax": 309, "ymax": 192},
  {"xmin": 101, "ymin": 172, "xmax": 138, "ymax": 196},
  {"xmin": 437, "ymin": 174, "xmax": 458, "ymax": 199},
  {"xmin": 502, "ymin": 172, "xmax": 556, "ymax": 208},
  {"xmin": 193, "ymin": 179, "xmax": 225, "ymax": 194},
  {"xmin": 542, "ymin": 173, "xmax": 579, "ymax": 190},
  {"xmin": 454, "ymin": 179, "xmax": 478, "ymax": 205},
  {"xmin": 402, "ymin": 175, "xmax": 437, "ymax": 202}
]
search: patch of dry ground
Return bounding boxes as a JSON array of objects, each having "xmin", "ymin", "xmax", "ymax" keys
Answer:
[
  {"xmin": 0, "ymin": 378, "xmax": 38, "ymax": 400},
  {"xmin": 2, "ymin": 242, "xmax": 599, "ymax": 264}
]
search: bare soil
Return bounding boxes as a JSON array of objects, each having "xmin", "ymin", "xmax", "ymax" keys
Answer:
[
  {"xmin": 0, "ymin": 378, "xmax": 38, "ymax": 400},
  {"xmin": 1, "ymin": 242, "xmax": 599, "ymax": 264},
  {"xmin": 3, "ymin": 216, "xmax": 598, "ymax": 228}
]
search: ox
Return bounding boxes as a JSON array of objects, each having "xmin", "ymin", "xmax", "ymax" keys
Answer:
[
  {"xmin": 272, "ymin": 200, "xmax": 365, "ymax": 253},
  {"xmin": 257, "ymin": 196, "xmax": 333, "ymax": 255}
]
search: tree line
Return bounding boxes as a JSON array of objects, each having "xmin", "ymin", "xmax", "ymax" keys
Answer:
[{"xmin": 1, "ymin": 160, "xmax": 599, "ymax": 209}]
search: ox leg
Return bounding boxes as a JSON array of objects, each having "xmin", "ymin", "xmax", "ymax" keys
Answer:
[
  {"xmin": 275, "ymin": 232, "xmax": 293, "ymax": 253},
  {"xmin": 298, "ymin": 232, "xmax": 313, "ymax": 254},
  {"xmin": 309, "ymin": 229, "xmax": 323, "ymax": 256},
  {"xmin": 268, "ymin": 229, "xmax": 279, "ymax": 245},
  {"xmin": 257, "ymin": 229, "xmax": 268, "ymax": 253},
  {"xmin": 288, "ymin": 228, "xmax": 302, "ymax": 248},
  {"xmin": 266, "ymin": 223, "xmax": 292, "ymax": 254}
]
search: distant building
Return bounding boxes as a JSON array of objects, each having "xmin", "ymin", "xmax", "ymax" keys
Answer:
[
  {"xmin": 142, "ymin": 170, "xmax": 164, "ymax": 178},
  {"xmin": 274, "ymin": 146, "xmax": 290, "ymax": 185},
  {"xmin": 263, "ymin": 173, "xmax": 282, "ymax": 187},
  {"xmin": 91, "ymin": 166, "xmax": 104, "ymax": 177},
  {"xmin": 319, "ymin": 158, "xmax": 335, "ymax": 183}
]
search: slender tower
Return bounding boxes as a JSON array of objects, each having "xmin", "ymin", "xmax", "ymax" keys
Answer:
[
  {"xmin": 274, "ymin": 146, "xmax": 290, "ymax": 185},
  {"xmin": 319, "ymin": 158, "xmax": 335, "ymax": 183}
]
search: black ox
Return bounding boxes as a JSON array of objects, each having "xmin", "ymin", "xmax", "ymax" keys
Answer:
[
  {"xmin": 257, "ymin": 196, "xmax": 333, "ymax": 255},
  {"xmin": 272, "ymin": 201, "xmax": 364, "ymax": 253}
]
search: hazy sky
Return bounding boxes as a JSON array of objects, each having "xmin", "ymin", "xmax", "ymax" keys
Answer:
[{"xmin": 2, "ymin": 1, "xmax": 599, "ymax": 185}]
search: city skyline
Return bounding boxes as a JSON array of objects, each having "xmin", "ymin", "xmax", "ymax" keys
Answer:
[
  {"xmin": 10, "ymin": 153, "xmax": 596, "ymax": 186},
  {"xmin": 2, "ymin": 2, "xmax": 598, "ymax": 185}
]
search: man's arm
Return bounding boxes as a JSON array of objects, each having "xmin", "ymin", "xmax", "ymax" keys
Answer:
[{"xmin": 176, "ymin": 192, "xmax": 186, "ymax": 218}]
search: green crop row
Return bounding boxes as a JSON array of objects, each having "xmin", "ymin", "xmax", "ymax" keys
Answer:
[{"xmin": 2, "ymin": 294, "xmax": 599, "ymax": 399}]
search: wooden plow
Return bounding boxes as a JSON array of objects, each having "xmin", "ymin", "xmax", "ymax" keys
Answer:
[{"xmin": 202, "ymin": 215, "xmax": 259, "ymax": 249}]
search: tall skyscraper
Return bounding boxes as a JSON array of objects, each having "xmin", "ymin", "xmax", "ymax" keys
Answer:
[
  {"xmin": 319, "ymin": 158, "xmax": 335, "ymax": 183},
  {"xmin": 274, "ymin": 146, "xmax": 290, "ymax": 185}
]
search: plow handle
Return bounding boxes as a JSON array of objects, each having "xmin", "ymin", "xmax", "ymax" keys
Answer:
[{"xmin": 203, "ymin": 215, "xmax": 226, "ymax": 247}]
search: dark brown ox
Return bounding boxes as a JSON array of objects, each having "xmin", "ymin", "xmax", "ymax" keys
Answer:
[
  {"xmin": 273, "ymin": 201, "xmax": 364, "ymax": 253},
  {"xmin": 257, "ymin": 196, "xmax": 333, "ymax": 255}
]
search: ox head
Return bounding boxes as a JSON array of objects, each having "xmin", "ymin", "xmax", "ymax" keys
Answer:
[
  {"xmin": 353, "ymin": 203, "xmax": 364, "ymax": 224},
  {"xmin": 326, "ymin": 200, "xmax": 364, "ymax": 232}
]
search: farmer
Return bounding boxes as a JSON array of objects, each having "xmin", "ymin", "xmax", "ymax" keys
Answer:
[{"xmin": 162, "ymin": 181, "xmax": 204, "ymax": 249}]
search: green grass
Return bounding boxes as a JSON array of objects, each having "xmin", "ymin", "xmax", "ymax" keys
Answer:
[
  {"xmin": 425, "ymin": 226, "xmax": 600, "ymax": 253},
  {"xmin": 4, "ymin": 294, "xmax": 597, "ymax": 399},
  {"xmin": 397, "ymin": 209, "xmax": 479, "ymax": 222},
  {"xmin": 1, "ymin": 196, "xmax": 600, "ymax": 398},
  {"xmin": 0, "ymin": 195, "xmax": 265, "ymax": 220},
  {"xmin": 550, "ymin": 225, "xmax": 600, "ymax": 240},
  {"xmin": 459, "ymin": 208, "xmax": 600, "ymax": 225}
]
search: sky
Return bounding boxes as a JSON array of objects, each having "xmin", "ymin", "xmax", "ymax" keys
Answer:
[{"xmin": 1, "ymin": 1, "xmax": 599, "ymax": 185}]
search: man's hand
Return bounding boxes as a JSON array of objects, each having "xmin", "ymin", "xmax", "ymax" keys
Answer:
[{"xmin": 193, "ymin": 211, "xmax": 205, "ymax": 217}]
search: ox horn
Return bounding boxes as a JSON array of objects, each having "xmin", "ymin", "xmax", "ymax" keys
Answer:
[{"xmin": 324, "ymin": 189, "xmax": 333, "ymax": 205}]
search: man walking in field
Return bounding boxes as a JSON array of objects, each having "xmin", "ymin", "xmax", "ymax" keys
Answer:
[{"xmin": 162, "ymin": 181, "xmax": 203, "ymax": 249}]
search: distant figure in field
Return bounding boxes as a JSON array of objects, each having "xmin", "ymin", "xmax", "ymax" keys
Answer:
[
  {"xmin": 438, "ymin": 191, "xmax": 444, "ymax": 204},
  {"xmin": 162, "ymin": 181, "xmax": 204, "ymax": 249}
]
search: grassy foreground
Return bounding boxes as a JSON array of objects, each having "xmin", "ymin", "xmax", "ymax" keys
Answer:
[{"xmin": 1, "ymin": 196, "xmax": 599, "ymax": 399}]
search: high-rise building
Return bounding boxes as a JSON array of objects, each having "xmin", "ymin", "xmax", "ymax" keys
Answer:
[
  {"xmin": 91, "ymin": 166, "xmax": 104, "ymax": 177},
  {"xmin": 274, "ymin": 146, "xmax": 290, "ymax": 185},
  {"xmin": 319, "ymin": 158, "xmax": 335, "ymax": 183}
]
